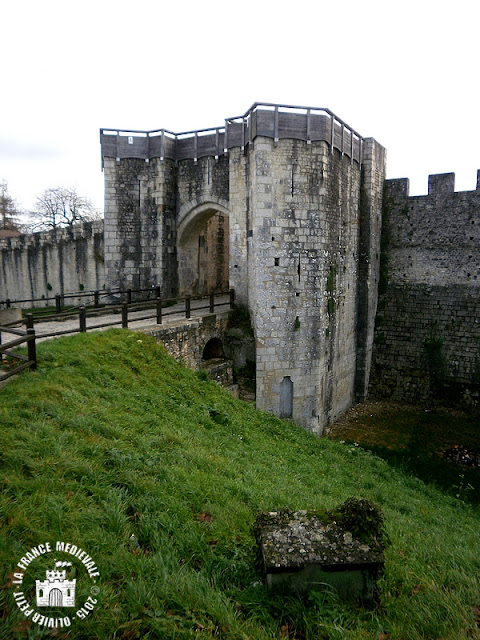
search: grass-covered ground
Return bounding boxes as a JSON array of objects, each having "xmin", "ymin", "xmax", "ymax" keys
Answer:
[
  {"xmin": 1, "ymin": 330, "xmax": 479, "ymax": 639},
  {"xmin": 329, "ymin": 401, "xmax": 480, "ymax": 506}
]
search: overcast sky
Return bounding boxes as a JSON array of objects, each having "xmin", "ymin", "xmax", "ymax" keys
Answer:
[{"xmin": 1, "ymin": 0, "xmax": 478, "ymax": 215}]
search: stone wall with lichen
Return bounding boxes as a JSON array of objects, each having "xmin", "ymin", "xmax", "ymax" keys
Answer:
[
  {"xmin": 248, "ymin": 137, "xmax": 385, "ymax": 432},
  {"xmin": 0, "ymin": 221, "xmax": 104, "ymax": 307},
  {"xmin": 370, "ymin": 174, "xmax": 480, "ymax": 404}
]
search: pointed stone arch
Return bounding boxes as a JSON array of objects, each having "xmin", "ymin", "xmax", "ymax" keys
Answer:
[{"xmin": 177, "ymin": 200, "xmax": 230, "ymax": 296}]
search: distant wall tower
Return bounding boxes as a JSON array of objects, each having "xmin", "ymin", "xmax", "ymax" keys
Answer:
[{"xmin": 101, "ymin": 104, "xmax": 385, "ymax": 432}]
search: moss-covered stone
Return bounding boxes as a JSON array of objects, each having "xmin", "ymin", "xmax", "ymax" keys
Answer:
[{"xmin": 255, "ymin": 499, "xmax": 387, "ymax": 601}]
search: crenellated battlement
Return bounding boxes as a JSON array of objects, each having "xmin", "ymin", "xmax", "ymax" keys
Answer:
[
  {"xmin": 386, "ymin": 170, "xmax": 480, "ymax": 199},
  {"xmin": 46, "ymin": 569, "xmax": 67, "ymax": 582},
  {"xmin": 0, "ymin": 221, "xmax": 105, "ymax": 306},
  {"xmin": 383, "ymin": 171, "xmax": 480, "ymax": 282},
  {"xmin": 370, "ymin": 168, "xmax": 480, "ymax": 404}
]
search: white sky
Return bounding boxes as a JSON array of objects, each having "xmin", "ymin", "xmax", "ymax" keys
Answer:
[{"xmin": 1, "ymin": 0, "xmax": 479, "ymax": 214}]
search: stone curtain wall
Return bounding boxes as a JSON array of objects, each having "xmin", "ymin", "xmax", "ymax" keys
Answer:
[
  {"xmin": 0, "ymin": 221, "xmax": 104, "ymax": 307},
  {"xmin": 370, "ymin": 174, "xmax": 480, "ymax": 403}
]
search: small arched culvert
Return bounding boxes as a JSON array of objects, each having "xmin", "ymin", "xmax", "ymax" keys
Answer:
[{"xmin": 202, "ymin": 337, "xmax": 225, "ymax": 361}]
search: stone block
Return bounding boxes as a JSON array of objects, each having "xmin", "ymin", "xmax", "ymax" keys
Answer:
[
  {"xmin": 256, "ymin": 508, "xmax": 385, "ymax": 601},
  {"xmin": 428, "ymin": 172, "xmax": 455, "ymax": 195}
]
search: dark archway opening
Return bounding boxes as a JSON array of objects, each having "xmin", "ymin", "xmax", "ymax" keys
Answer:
[
  {"xmin": 178, "ymin": 207, "xmax": 229, "ymax": 297},
  {"xmin": 202, "ymin": 338, "xmax": 225, "ymax": 360}
]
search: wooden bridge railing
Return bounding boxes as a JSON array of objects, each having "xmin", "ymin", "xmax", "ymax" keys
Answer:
[
  {"xmin": 1, "ymin": 284, "xmax": 167, "ymax": 314},
  {"xmin": 0, "ymin": 289, "xmax": 235, "ymax": 381},
  {"xmin": 0, "ymin": 315, "xmax": 37, "ymax": 382}
]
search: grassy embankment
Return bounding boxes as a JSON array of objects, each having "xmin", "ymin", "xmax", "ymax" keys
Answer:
[{"xmin": 1, "ymin": 330, "xmax": 479, "ymax": 639}]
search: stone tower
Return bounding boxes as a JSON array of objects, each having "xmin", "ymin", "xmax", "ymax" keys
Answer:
[{"xmin": 100, "ymin": 103, "xmax": 385, "ymax": 432}]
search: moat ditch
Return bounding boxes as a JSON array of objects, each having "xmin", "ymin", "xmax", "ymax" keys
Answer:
[{"xmin": 328, "ymin": 400, "xmax": 480, "ymax": 505}]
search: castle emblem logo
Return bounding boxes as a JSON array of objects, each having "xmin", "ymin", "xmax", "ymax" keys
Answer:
[
  {"xmin": 36, "ymin": 560, "xmax": 76, "ymax": 607},
  {"xmin": 11, "ymin": 541, "xmax": 100, "ymax": 630}
]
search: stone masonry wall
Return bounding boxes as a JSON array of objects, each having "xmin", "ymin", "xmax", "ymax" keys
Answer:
[
  {"xmin": 0, "ymin": 221, "xmax": 104, "ymax": 307},
  {"xmin": 370, "ymin": 173, "xmax": 480, "ymax": 403},
  {"xmin": 103, "ymin": 156, "xmax": 177, "ymax": 296},
  {"xmin": 248, "ymin": 138, "xmax": 385, "ymax": 432},
  {"xmin": 142, "ymin": 311, "xmax": 231, "ymax": 371}
]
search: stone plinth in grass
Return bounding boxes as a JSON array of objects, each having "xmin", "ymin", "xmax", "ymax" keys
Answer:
[{"xmin": 256, "ymin": 508, "xmax": 385, "ymax": 601}]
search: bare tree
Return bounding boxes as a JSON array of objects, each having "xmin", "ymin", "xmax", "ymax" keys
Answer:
[
  {"xmin": 28, "ymin": 186, "xmax": 100, "ymax": 230},
  {"xmin": 0, "ymin": 180, "xmax": 22, "ymax": 232}
]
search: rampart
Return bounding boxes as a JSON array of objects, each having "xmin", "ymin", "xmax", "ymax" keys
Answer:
[
  {"xmin": 370, "ymin": 173, "xmax": 480, "ymax": 403},
  {"xmin": 0, "ymin": 221, "xmax": 104, "ymax": 306}
]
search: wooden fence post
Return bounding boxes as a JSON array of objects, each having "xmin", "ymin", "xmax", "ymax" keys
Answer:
[
  {"xmin": 229, "ymin": 288, "xmax": 235, "ymax": 308},
  {"xmin": 94, "ymin": 291, "xmax": 100, "ymax": 307},
  {"xmin": 55, "ymin": 294, "xmax": 62, "ymax": 313},
  {"xmin": 185, "ymin": 295, "xmax": 191, "ymax": 319},
  {"xmin": 209, "ymin": 292, "xmax": 215, "ymax": 313},
  {"xmin": 156, "ymin": 298, "xmax": 163, "ymax": 324},
  {"xmin": 27, "ymin": 327, "xmax": 37, "ymax": 370},
  {"xmin": 122, "ymin": 303, "xmax": 128, "ymax": 329},
  {"xmin": 127, "ymin": 289, "xmax": 132, "ymax": 305},
  {"xmin": 79, "ymin": 306, "xmax": 87, "ymax": 332}
]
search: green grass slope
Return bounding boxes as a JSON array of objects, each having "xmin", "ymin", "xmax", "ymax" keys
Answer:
[{"xmin": 1, "ymin": 330, "xmax": 479, "ymax": 639}]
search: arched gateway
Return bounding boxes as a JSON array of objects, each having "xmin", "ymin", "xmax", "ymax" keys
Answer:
[
  {"xmin": 177, "ymin": 201, "xmax": 230, "ymax": 297},
  {"xmin": 101, "ymin": 103, "xmax": 385, "ymax": 433}
]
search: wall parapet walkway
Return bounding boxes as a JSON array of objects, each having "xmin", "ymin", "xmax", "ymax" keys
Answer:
[{"xmin": 100, "ymin": 102, "xmax": 364, "ymax": 166}]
